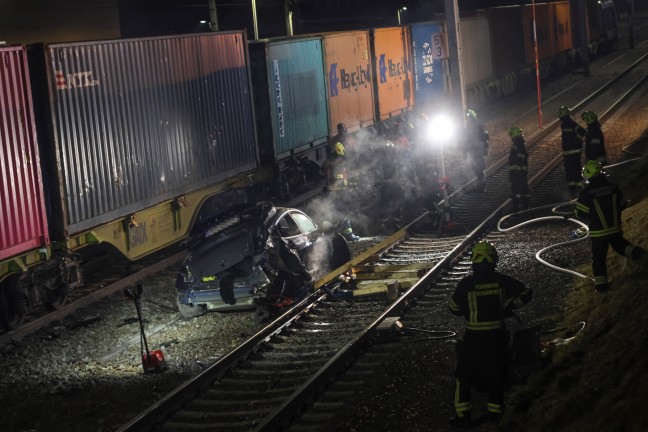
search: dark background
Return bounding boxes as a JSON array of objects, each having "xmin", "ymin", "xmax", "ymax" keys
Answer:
[{"xmin": 117, "ymin": 0, "xmax": 643, "ymax": 39}]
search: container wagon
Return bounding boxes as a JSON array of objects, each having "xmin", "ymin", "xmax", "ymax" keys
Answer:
[{"xmin": 0, "ymin": 31, "xmax": 258, "ymax": 330}]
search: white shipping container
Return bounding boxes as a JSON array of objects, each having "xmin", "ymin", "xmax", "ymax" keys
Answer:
[{"xmin": 460, "ymin": 16, "xmax": 493, "ymax": 87}]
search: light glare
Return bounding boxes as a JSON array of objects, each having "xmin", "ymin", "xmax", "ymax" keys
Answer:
[{"xmin": 428, "ymin": 115, "xmax": 455, "ymax": 142}]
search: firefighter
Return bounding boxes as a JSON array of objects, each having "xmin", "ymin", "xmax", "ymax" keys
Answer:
[
  {"xmin": 558, "ymin": 106, "xmax": 586, "ymax": 199},
  {"xmin": 508, "ymin": 126, "xmax": 529, "ymax": 212},
  {"xmin": 448, "ymin": 241, "xmax": 532, "ymax": 428},
  {"xmin": 322, "ymin": 125, "xmax": 360, "ymax": 242},
  {"xmin": 330, "ymin": 123, "xmax": 356, "ymax": 165},
  {"xmin": 582, "ymin": 110, "xmax": 607, "ymax": 165},
  {"xmin": 574, "ymin": 160, "xmax": 647, "ymax": 293},
  {"xmin": 462, "ymin": 109, "xmax": 489, "ymax": 193}
]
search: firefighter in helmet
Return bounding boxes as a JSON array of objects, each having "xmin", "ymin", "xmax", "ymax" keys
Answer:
[
  {"xmin": 574, "ymin": 160, "xmax": 647, "ymax": 293},
  {"xmin": 581, "ymin": 110, "xmax": 607, "ymax": 165},
  {"xmin": 508, "ymin": 126, "xmax": 529, "ymax": 212},
  {"xmin": 322, "ymin": 123, "xmax": 360, "ymax": 242},
  {"xmin": 558, "ymin": 106, "xmax": 586, "ymax": 199},
  {"xmin": 462, "ymin": 109, "xmax": 490, "ymax": 193},
  {"xmin": 448, "ymin": 241, "xmax": 532, "ymax": 428}
]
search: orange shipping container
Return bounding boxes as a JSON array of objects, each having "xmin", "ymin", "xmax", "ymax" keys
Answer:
[
  {"xmin": 523, "ymin": 3, "xmax": 554, "ymax": 62},
  {"xmin": 322, "ymin": 30, "xmax": 375, "ymax": 135},
  {"xmin": 371, "ymin": 26, "xmax": 415, "ymax": 121},
  {"xmin": 550, "ymin": 2, "xmax": 573, "ymax": 54}
]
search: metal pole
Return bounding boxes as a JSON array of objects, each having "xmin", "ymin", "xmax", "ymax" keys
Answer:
[
  {"xmin": 252, "ymin": 0, "xmax": 259, "ymax": 40},
  {"xmin": 209, "ymin": 0, "xmax": 218, "ymax": 32},
  {"xmin": 443, "ymin": 0, "xmax": 466, "ymax": 121},
  {"xmin": 629, "ymin": 0, "xmax": 635, "ymax": 49},
  {"xmin": 577, "ymin": 0, "xmax": 590, "ymax": 76},
  {"xmin": 531, "ymin": 0, "xmax": 543, "ymax": 128},
  {"xmin": 285, "ymin": 0, "xmax": 293, "ymax": 36},
  {"xmin": 398, "ymin": 8, "xmax": 401, "ymax": 25}
]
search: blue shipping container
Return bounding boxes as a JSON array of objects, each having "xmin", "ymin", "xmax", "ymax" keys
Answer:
[
  {"xmin": 410, "ymin": 22, "xmax": 445, "ymax": 107},
  {"xmin": 250, "ymin": 37, "xmax": 329, "ymax": 161}
]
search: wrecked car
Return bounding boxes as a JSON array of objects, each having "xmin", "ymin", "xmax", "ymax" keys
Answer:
[{"xmin": 175, "ymin": 201, "xmax": 352, "ymax": 322}]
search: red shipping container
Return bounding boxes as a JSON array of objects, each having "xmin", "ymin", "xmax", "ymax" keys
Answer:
[{"xmin": 0, "ymin": 45, "xmax": 49, "ymax": 261}]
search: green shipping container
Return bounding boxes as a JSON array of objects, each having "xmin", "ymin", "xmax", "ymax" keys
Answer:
[{"xmin": 250, "ymin": 37, "xmax": 329, "ymax": 163}]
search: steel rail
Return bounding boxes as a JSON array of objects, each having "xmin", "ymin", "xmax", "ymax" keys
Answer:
[{"xmin": 116, "ymin": 48, "xmax": 648, "ymax": 432}]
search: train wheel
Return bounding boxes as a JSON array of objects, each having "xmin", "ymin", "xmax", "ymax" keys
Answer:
[
  {"xmin": 43, "ymin": 260, "xmax": 74, "ymax": 310},
  {"xmin": 0, "ymin": 275, "xmax": 29, "ymax": 331},
  {"xmin": 43, "ymin": 285, "xmax": 67, "ymax": 310}
]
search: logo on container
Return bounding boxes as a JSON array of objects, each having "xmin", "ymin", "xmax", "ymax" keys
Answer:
[
  {"xmin": 378, "ymin": 54, "xmax": 406, "ymax": 84},
  {"xmin": 328, "ymin": 63, "xmax": 370, "ymax": 97},
  {"xmin": 55, "ymin": 70, "xmax": 100, "ymax": 90},
  {"xmin": 273, "ymin": 60, "xmax": 285, "ymax": 137},
  {"xmin": 422, "ymin": 42, "xmax": 434, "ymax": 83}
]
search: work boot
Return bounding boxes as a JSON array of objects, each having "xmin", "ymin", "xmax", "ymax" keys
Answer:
[
  {"xmin": 595, "ymin": 283, "xmax": 610, "ymax": 294},
  {"xmin": 488, "ymin": 412, "xmax": 502, "ymax": 423},
  {"xmin": 448, "ymin": 415, "xmax": 472, "ymax": 429}
]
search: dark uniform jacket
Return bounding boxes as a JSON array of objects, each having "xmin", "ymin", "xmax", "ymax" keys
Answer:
[
  {"xmin": 560, "ymin": 117, "xmax": 586, "ymax": 156},
  {"xmin": 584, "ymin": 122, "xmax": 607, "ymax": 164},
  {"xmin": 463, "ymin": 121, "xmax": 489, "ymax": 158},
  {"xmin": 508, "ymin": 137, "xmax": 528, "ymax": 180},
  {"xmin": 575, "ymin": 175, "xmax": 625, "ymax": 238},
  {"xmin": 449, "ymin": 272, "xmax": 532, "ymax": 331}
]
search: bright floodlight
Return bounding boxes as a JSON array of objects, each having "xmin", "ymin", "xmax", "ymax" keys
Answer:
[{"xmin": 428, "ymin": 115, "xmax": 455, "ymax": 142}]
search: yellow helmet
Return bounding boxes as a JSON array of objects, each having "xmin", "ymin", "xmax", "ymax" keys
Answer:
[
  {"xmin": 471, "ymin": 241, "xmax": 498, "ymax": 264},
  {"xmin": 557, "ymin": 106, "xmax": 571, "ymax": 118},
  {"xmin": 581, "ymin": 110, "xmax": 598, "ymax": 125},
  {"xmin": 582, "ymin": 160, "xmax": 603, "ymax": 179},
  {"xmin": 508, "ymin": 126, "xmax": 523, "ymax": 139}
]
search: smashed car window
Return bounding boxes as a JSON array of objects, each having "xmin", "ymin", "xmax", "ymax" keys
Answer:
[{"xmin": 292, "ymin": 212, "xmax": 317, "ymax": 234}]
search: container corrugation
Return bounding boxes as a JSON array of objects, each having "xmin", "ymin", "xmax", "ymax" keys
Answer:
[
  {"xmin": 43, "ymin": 32, "xmax": 257, "ymax": 235},
  {"xmin": 460, "ymin": 16, "xmax": 493, "ymax": 86},
  {"xmin": 551, "ymin": 2, "xmax": 573, "ymax": 54},
  {"xmin": 410, "ymin": 22, "xmax": 446, "ymax": 108},
  {"xmin": 0, "ymin": 46, "xmax": 49, "ymax": 261},
  {"xmin": 488, "ymin": 6, "xmax": 526, "ymax": 76},
  {"xmin": 371, "ymin": 26, "xmax": 414, "ymax": 121},
  {"xmin": 322, "ymin": 30, "xmax": 375, "ymax": 135},
  {"xmin": 523, "ymin": 3, "xmax": 556, "ymax": 62},
  {"xmin": 249, "ymin": 37, "xmax": 329, "ymax": 161}
]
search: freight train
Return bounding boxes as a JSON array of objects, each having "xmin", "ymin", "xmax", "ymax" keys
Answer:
[{"xmin": 0, "ymin": 0, "xmax": 618, "ymax": 330}]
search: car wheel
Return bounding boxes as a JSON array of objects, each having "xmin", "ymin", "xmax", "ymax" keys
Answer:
[
  {"xmin": 255, "ymin": 305, "xmax": 271, "ymax": 324},
  {"xmin": 176, "ymin": 297, "xmax": 206, "ymax": 319},
  {"xmin": 328, "ymin": 233, "xmax": 352, "ymax": 270}
]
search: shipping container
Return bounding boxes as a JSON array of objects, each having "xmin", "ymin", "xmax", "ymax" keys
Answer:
[
  {"xmin": 409, "ymin": 21, "xmax": 446, "ymax": 109},
  {"xmin": 321, "ymin": 30, "xmax": 375, "ymax": 135},
  {"xmin": 249, "ymin": 37, "xmax": 329, "ymax": 163},
  {"xmin": 30, "ymin": 31, "xmax": 257, "ymax": 237},
  {"xmin": 370, "ymin": 26, "xmax": 415, "ymax": 121},
  {"xmin": 460, "ymin": 16, "xmax": 493, "ymax": 87},
  {"xmin": 0, "ymin": 45, "xmax": 49, "ymax": 262},
  {"xmin": 523, "ymin": 3, "xmax": 555, "ymax": 63},
  {"xmin": 550, "ymin": 2, "xmax": 573, "ymax": 55},
  {"xmin": 487, "ymin": 6, "xmax": 526, "ymax": 76}
]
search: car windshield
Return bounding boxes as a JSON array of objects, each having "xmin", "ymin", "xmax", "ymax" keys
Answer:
[{"xmin": 292, "ymin": 212, "xmax": 317, "ymax": 234}]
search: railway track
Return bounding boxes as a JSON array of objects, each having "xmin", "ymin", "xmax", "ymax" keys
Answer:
[{"xmin": 115, "ymin": 43, "xmax": 648, "ymax": 432}]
